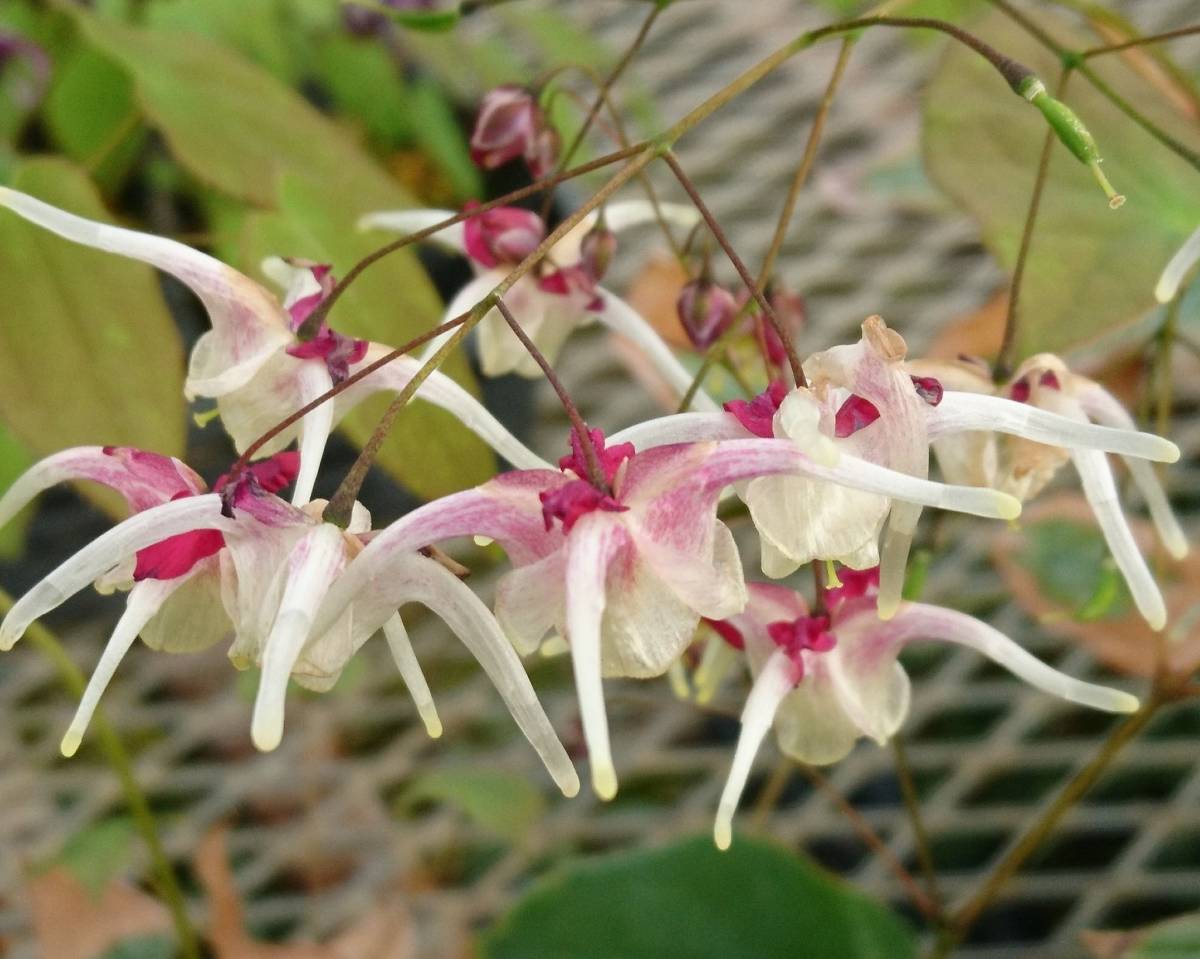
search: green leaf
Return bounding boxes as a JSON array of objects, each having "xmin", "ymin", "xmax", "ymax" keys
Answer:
[
  {"xmin": 43, "ymin": 46, "xmax": 146, "ymax": 193},
  {"xmin": 52, "ymin": 817, "xmax": 138, "ymax": 898},
  {"xmin": 99, "ymin": 936, "xmax": 177, "ymax": 959},
  {"xmin": 68, "ymin": 8, "xmax": 427, "ymax": 211},
  {"xmin": 482, "ymin": 834, "xmax": 917, "ymax": 959},
  {"xmin": 143, "ymin": 0, "xmax": 299, "ymax": 83},
  {"xmin": 922, "ymin": 11, "xmax": 1200, "ymax": 357},
  {"xmin": 0, "ymin": 158, "xmax": 186, "ymax": 518},
  {"xmin": 356, "ymin": 2, "xmax": 461, "ymax": 33},
  {"xmin": 1129, "ymin": 913, "xmax": 1200, "ymax": 958},
  {"xmin": 408, "ymin": 76, "xmax": 483, "ymax": 198},
  {"xmin": 0, "ymin": 422, "xmax": 34, "ymax": 558},
  {"xmin": 314, "ymin": 34, "xmax": 416, "ymax": 149},
  {"xmin": 399, "ymin": 768, "xmax": 546, "ymax": 841},
  {"xmin": 238, "ymin": 174, "xmax": 494, "ymax": 500},
  {"xmin": 1016, "ymin": 518, "xmax": 1131, "ymax": 621}
]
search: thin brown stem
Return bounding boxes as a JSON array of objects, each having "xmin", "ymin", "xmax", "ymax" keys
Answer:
[
  {"xmin": 756, "ymin": 37, "xmax": 854, "ymax": 289},
  {"xmin": 892, "ymin": 735, "xmax": 943, "ymax": 910},
  {"xmin": 995, "ymin": 68, "xmax": 1070, "ymax": 379},
  {"xmin": 798, "ymin": 763, "xmax": 941, "ymax": 923},
  {"xmin": 663, "ymin": 151, "xmax": 808, "ymax": 388},
  {"xmin": 538, "ymin": 3, "xmax": 662, "ymax": 222},
  {"xmin": 948, "ymin": 697, "xmax": 1163, "ymax": 940},
  {"xmin": 1082, "ymin": 24, "xmax": 1200, "ymax": 59},
  {"xmin": 494, "ymin": 297, "xmax": 606, "ymax": 489}
]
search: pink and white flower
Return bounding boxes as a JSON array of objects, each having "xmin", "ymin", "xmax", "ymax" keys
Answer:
[
  {"xmin": 0, "ymin": 448, "xmax": 577, "ymax": 793},
  {"xmin": 909, "ymin": 353, "xmax": 1187, "ymax": 630},
  {"xmin": 708, "ymin": 571, "xmax": 1139, "ymax": 849},
  {"xmin": 307, "ymin": 428, "xmax": 1022, "ymax": 799},
  {"xmin": 469, "ymin": 85, "xmax": 559, "ymax": 179},
  {"xmin": 0, "ymin": 189, "xmax": 551, "ymax": 506},
  {"xmin": 358, "ymin": 200, "xmax": 718, "ymax": 407},
  {"xmin": 615, "ymin": 317, "xmax": 1178, "ymax": 618}
]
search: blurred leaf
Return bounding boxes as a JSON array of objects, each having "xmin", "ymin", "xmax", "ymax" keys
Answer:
[
  {"xmin": 408, "ymin": 76, "xmax": 482, "ymax": 198},
  {"xmin": 1083, "ymin": 912, "xmax": 1200, "ymax": 958},
  {"xmin": 43, "ymin": 46, "xmax": 146, "ymax": 193},
  {"xmin": 1016, "ymin": 518, "xmax": 1132, "ymax": 621},
  {"xmin": 365, "ymin": 3, "xmax": 460, "ymax": 32},
  {"xmin": 144, "ymin": 0, "xmax": 299, "ymax": 83},
  {"xmin": 0, "ymin": 158, "xmax": 186, "ymax": 518},
  {"xmin": 314, "ymin": 34, "xmax": 416, "ymax": 148},
  {"xmin": 99, "ymin": 936, "xmax": 177, "ymax": 959},
  {"xmin": 482, "ymin": 834, "xmax": 916, "ymax": 959},
  {"xmin": 238, "ymin": 174, "xmax": 493, "ymax": 500},
  {"xmin": 922, "ymin": 11, "xmax": 1200, "ymax": 357},
  {"xmin": 53, "ymin": 817, "xmax": 138, "ymax": 898},
  {"xmin": 0, "ymin": 422, "xmax": 33, "ymax": 558},
  {"xmin": 400, "ymin": 768, "xmax": 546, "ymax": 841},
  {"xmin": 69, "ymin": 8, "xmax": 427, "ymax": 210}
]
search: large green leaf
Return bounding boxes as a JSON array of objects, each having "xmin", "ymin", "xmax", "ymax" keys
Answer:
[
  {"xmin": 68, "ymin": 8, "xmax": 426, "ymax": 212},
  {"xmin": 481, "ymin": 834, "xmax": 917, "ymax": 959},
  {"xmin": 399, "ymin": 767, "xmax": 546, "ymax": 842},
  {"xmin": 0, "ymin": 158, "xmax": 185, "ymax": 517},
  {"xmin": 922, "ymin": 11, "xmax": 1200, "ymax": 357},
  {"xmin": 238, "ymin": 175, "xmax": 493, "ymax": 500}
]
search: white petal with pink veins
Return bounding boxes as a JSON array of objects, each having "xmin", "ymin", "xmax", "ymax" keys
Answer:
[
  {"xmin": 382, "ymin": 614, "xmax": 442, "ymax": 738},
  {"xmin": 357, "ymin": 208, "xmax": 466, "ymax": 254}
]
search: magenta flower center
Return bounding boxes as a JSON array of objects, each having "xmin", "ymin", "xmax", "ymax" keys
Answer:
[
  {"xmin": 910, "ymin": 375, "xmax": 944, "ymax": 406},
  {"xmin": 558, "ymin": 427, "xmax": 634, "ymax": 486},
  {"xmin": 724, "ymin": 381, "xmax": 789, "ymax": 438},
  {"xmin": 539, "ymin": 480, "xmax": 626, "ymax": 533},
  {"xmin": 834, "ymin": 394, "xmax": 881, "ymax": 438},
  {"xmin": 766, "ymin": 614, "xmax": 838, "ymax": 680}
]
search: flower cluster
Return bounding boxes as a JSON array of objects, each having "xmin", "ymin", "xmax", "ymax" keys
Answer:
[{"xmin": 0, "ymin": 165, "xmax": 1185, "ymax": 847}]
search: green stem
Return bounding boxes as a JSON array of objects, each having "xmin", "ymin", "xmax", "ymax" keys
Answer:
[
  {"xmin": 0, "ymin": 589, "xmax": 201, "ymax": 959},
  {"xmin": 1082, "ymin": 23, "xmax": 1200, "ymax": 59}
]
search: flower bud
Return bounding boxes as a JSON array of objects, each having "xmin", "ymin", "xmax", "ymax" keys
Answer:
[
  {"xmin": 525, "ymin": 125, "xmax": 562, "ymax": 180},
  {"xmin": 580, "ymin": 220, "xmax": 617, "ymax": 283},
  {"xmin": 761, "ymin": 284, "xmax": 806, "ymax": 367},
  {"xmin": 470, "ymin": 85, "xmax": 543, "ymax": 171},
  {"xmin": 677, "ymin": 278, "xmax": 738, "ymax": 350},
  {"xmin": 462, "ymin": 203, "xmax": 546, "ymax": 268}
]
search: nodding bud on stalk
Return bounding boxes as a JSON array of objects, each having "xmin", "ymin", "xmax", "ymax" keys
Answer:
[
  {"xmin": 580, "ymin": 216, "xmax": 617, "ymax": 283},
  {"xmin": 677, "ymin": 278, "xmax": 738, "ymax": 351},
  {"xmin": 469, "ymin": 85, "xmax": 560, "ymax": 179},
  {"xmin": 761, "ymin": 284, "xmax": 806, "ymax": 368},
  {"xmin": 1018, "ymin": 77, "xmax": 1124, "ymax": 209},
  {"xmin": 462, "ymin": 203, "xmax": 546, "ymax": 268}
]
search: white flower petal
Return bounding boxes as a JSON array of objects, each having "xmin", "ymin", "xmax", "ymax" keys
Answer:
[
  {"xmin": 876, "ymin": 503, "xmax": 921, "ymax": 621},
  {"xmin": 292, "ymin": 361, "xmax": 335, "ymax": 506},
  {"xmin": 602, "ymin": 200, "xmax": 699, "ymax": 235},
  {"xmin": 565, "ymin": 513, "xmax": 626, "ymax": 799},
  {"xmin": 382, "ymin": 614, "xmax": 442, "ymax": 738},
  {"xmin": 139, "ymin": 557, "xmax": 230, "ymax": 652},
  {"xmin": 494, "ymin": 551, "xmax": 566, "ymax": 655},
  {"xmin": 357, "ymin": 207, "xmax": 466, "ymax": 254},
  {"xmin": 714, "ymin": 649, "xmax": 796, "ymax": 850},
  {"xmin": 1156, "ymin": 223, "xmax": 1200, "ymax": 303},
  {"xmin": 593, "ymin": 289, "xmax": 719, "ymax": 412},
  {"xmin": 895, "ymin": 603, "xmax": 1139, "ymax": 713},
  {"xmin": 930, "ymin": 391, "xmax": 1179, "ymax": 463},
  {"xmin": 60, "ymin": 577, "xmax": 185, "ymax": 757},
  {"xmin": 0, "ymin": 494, "xmax": 230, "ymax": 650},
  {"xmin": 609, "ymin": 412, "xmax": 745, "ymax": 448},
  {"xmin": 252, "ymin": 523, "xmax": 347, "ymax": 751},
  {"xmin": 392, "ymin": 553, "xmax": 579, "ymax": 797},
  {"xmin": 1072, "ymin": 448, "xmax": 1168, "ymax": 630}
]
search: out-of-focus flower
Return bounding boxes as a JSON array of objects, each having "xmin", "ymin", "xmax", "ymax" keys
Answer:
[
  {"xmin": 358, "ymin": 201, "xmax": 717, "ymax": 407},
  {"xmin": 708, "ymin": 571, "xmax": 1139, "ymax": 848},
  {"xmin": 469, "ymin": 85, "xmax": 559, "ymax": 179},
  {"xmin": 0, "ymin": 189, "xmax": 552, "ymax": 505},
  {"xmin": 0, "ymin": 31, "xmax": 51, "ymax": 111}
]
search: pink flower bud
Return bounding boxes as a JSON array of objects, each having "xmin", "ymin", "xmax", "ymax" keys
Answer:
[
  {"xmin": 470, "ymin": 85, "xmax": 543, "ymax": 172},
  {"xmin": 462, "ymin": 203, "xmax": 546, "ymax": 268},
  {"xmin": 762, "ymin": 285, "xmax": 806, "ymax": 366},
  {"xmin": 525, "ymin": 125, "xmax": 561, "ymax": 180},
  {"xmin": 677, "ymin": 279, "xmax": 738, "ymax": 351},
  {"xmin": 579, "ymin": 222, "xmax": 617, "ymax": 283}
]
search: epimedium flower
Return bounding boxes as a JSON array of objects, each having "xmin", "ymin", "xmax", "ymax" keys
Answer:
[
  {"xmin": 357, "ymin": 200, "xmax": 720, "ymax": 409},
  {"xmin": 469, "ymin": 85, "xmax": 560, "ymax": 180},
  {"xmin": 707, "ymin": 570, "xmax": 1139, "ymax": 849},
  {"xmin": 305, "ymin": 427, "xmax": 1023, "ymax": 800},
  {"xmin": 613, "ymin": 317, "xmax": 1179, "ymax": 618},
  {"xmin": 0, "ymin": 447, "xmax": 578, "ymax": 794},
  {"xmin": 908, "ymin": 352, "xmax": 1188, "ymax": 631},
  {"xmin": 0, "ymin": 188, "xmax": 552, "ymax": 506}
]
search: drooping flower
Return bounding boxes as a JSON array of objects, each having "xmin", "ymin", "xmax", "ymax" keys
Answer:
[
  {"xmin": 307, "ymin": 428, "xmax": 1022, "ymax": 799},
  {"xmin": 0, "ymin": 189, "xmax": 552, "ymax": 506},
  {"xmin": 708, "ymin": 572, "xmax": 1139, "ymax": 849},
  {"xmin": 909, "ymin": 352, "xmax": 1187, "ymax": 630},
  {"xmin": 0, "ymin": 448, "xmax": 577, "ymax": 793},
  {"xmin": 613, "ymin": 317, "xmax": 1179, "ymax": 618},
  {"xmin": 677, "ymin": 277, "xmax": 738, "ymax": 350},
  {"xmin": 469, "ymin": 85, "xmax": 559, "ymax": 179},
  {"xmin": 357, "ymin": 200, "xmax": 719, "ymax": 408}
]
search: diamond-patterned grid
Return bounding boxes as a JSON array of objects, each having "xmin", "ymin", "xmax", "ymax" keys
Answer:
[{"xmin": 2, "ymin": 2, "xmax": 1198, "ymax": 957}]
